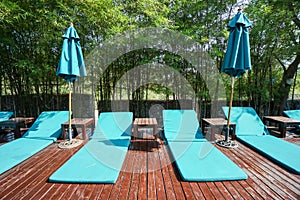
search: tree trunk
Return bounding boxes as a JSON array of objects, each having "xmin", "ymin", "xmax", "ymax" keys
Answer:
[{"xmin": 273, "ymin": 53, "xmax": 300, "ymax": 115}]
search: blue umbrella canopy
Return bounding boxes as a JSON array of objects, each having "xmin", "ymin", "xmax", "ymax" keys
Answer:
[
  {"xmin": 56, "ymin": 24, "xmax": 86, "ymax": 143},
  {"xmin": 221, "ymin": 10, "xmax": 252, "ymax": 77},
  {"xmin": 56, "ymin": 24, "xmax": 86, "ymax": 82},
  {"xmin": 217, "ymin": 10, "xmax": 252, "ymax": 148}
]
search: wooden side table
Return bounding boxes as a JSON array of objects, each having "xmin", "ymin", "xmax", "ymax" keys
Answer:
[
  {"xmin": 0, "ymin": 117, "xmax": 35, "ymax": 138},
  {"xmin": 132, "ymin": 118, "xmax": 158, "ymax": 140},
  {"xmin": 201, "ymin": 118, "xmax": 236, "ymax": 141},
  {"xmin": 263, "ymin": 116, "xmax": 300, "ymax": 138},
  {"xmin": 61, "ymin": 118, "xmax": 94, "ymax": 140}
]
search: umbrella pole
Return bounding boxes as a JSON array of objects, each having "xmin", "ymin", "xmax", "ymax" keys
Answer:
[
  {"xmin": 68, "ymin": 82, "xmax": 72, "ymax": 140},
  {"xmin": 226, "ymin": 77, "xmax": 235, "ymax": 142},
  {"xmin": 58, "ymin": 81, "xmax": 83, "ymax": 149}
]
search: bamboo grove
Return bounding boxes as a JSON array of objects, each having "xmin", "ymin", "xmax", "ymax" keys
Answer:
[{"xmin": 0, "ymin": 0, "xmax": 299, "ymax": 117}]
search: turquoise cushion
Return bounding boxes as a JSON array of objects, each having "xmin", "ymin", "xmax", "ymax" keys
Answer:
[
  {"xmin": 284, "ymin": 110, "xmax": 300, "ymax": 130},
  {"xmin": 0, "ymin": 111, "xmax": 68, "ymax": 174},
  {"xmin": 0, "ymin": 111, "xmax": 13, "ymax": 122},
  {"xmin": 49, "ymin": 112, "xmax": 133, "ymax": 183},
  {"xmin": 92, "ymin": 112, "xmax": 133, "ymax": 139},
  {"xmin": 23, "ymin": 111, "xmax": 69, "ymax": 140},
  {"xmin": 49, "ymin": 138, "xmax": 130, "ymax": 183},
  {"xmin": 163, "ymin": 109, "xmax": 247, "ymax": 181},
  {"xmin": 283, "ymin": 110, "xmax": 300, "ymax": 120},
  {"xmin": 238, "ymin": 135, "xmax": 300, "ymax": 174},
  {"xmin": 0, "ymin": 138, "xmax": 54, "ymax": 174},
  {"xmin": 168, "ymin": 140, "xmax": 248, "ymax": 181},
  {"xmin": 163, "ymin": 110, "xmax": 204, "ymax": 141},
  {"xmin": 223, "ymin": 107, "xmax": 266, "ymax": 136}
]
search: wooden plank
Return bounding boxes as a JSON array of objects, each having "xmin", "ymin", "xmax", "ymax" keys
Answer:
[
  {"xmin": 215, "ymin": 145, "xmax": 270, "ymax": 199},
  {"xmin": 98, "ymin": 184, "xmax": 113, "ymax": 200},
  {"xmin": 89, "ymin": 184, "xmax": 105, "ymax": 199},
  {"xmin": 69, "ymin": 184, "xmax": 87, "ymax": 199},
  {"xmin": 180, "ymin": 182, "xmax": 195, "ymax": 199},
  {"xmin": 128, "ymin": 151, "xmax": 141, "ymax": 199},
  {"xmin": 159, "ymin": 145, "xmax": 176, "ymax": 199},
  {"xmin": 147, "ymin": 147, "xmax": 157, "ymax": 199},
  {"xmin": 235, "ymin": 143, "xmax": 300, "ymax": 199},
  {"xmin": 154, "ymin": 147, "xmax": 167, "ymax": 200},
  {"xmin": 231, "ymin": 181, "xmax": 254, "ymax": 199},
  {"xmin": 237, "ymin": 180, "xmax": 264, "ymax": 200},
  {"xmin": 198, "ymin": 182, "xmax": 214, "ymax": 199},
  {"xmin": 117, "ymin": 146, "xmax": 135, "ymax": 200},
  {"xmin": 189, "ymin": 182, "xmax": 205, "ymax": 199},
  {"xmin": 108, "ymin": 153, "xmax": 130, "ymax": 199},
  {"xmin": 79, "ymin": 183, "xmax": 96, "ymax": 199},
  {"xmin": 0, "ymin": 145, "xmax": 58, "ymax": 188},
  {"xmin": 27, "ymin": 176, "xmax": 73, "ymax": 199},
  {"xmin": 165, "ymin": 154, "xmax": 185, "ymax": 199},
  {"xmin": 220, "ymin": 143, "xmax": 288, "ymax": 199},
  {"xmin": 222, "ymin": 181, "xmax": 245, "ymax": 199},
  {"xmin": 43, "ymin": 184, "xmax": 62, "ymax": 199},
  {"xmin": 137, "ymin": 143, "xmax": 147, "ymax": 200},
  {"xmin": 50, "ymin": 184, "xmax": 72, "ymax": 200},
  {"xmin": 241, "ymin": 142, "xmax": 300, "ymax": 186},
  {"xmin": 228, "ymin": 150, "xmax": 276, "ymax": 198},
  {"xmin": 1, "ymin": 136, "xmax": 300, "ymax": 200},
  {"xmin": 1, "ymin": 147, "xmax": 61, "ymax": 199},
  {"xmin": 19, "ymin": 145, "xmax": 82, "ymax": 200},
  {"xmin": 214, "ymin": 182, "xmax": 235, "ymax": 200},
  {"xmin": 205, "ymin": 182, "xmax": 225, "ymax": 200}
]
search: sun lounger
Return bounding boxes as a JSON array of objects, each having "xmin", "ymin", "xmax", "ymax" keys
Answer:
[
  {"xmin": 223, "ymin": 107, "xmax": 300, "ymax": 174},
  {"xmin": 283, "ymin": 109, "xmax": 300, "ymax": 132},
  {"xmin": 0, "ymin": 111, "xmax": 13, "ymax": 122},
  {"xmin": 283, "ymin": 110, "xmax": 300, "ymax": 120},
  {"xmin": 0, "ymin": 111, "xmax": 68, "ymax": 174},
  {"xmin": 49, "ymin": 112, "xmax": 133, "ymax": 183},
  {"xmin": 163, "ymin": 110, "xmax": 247, "ymax": 181}
]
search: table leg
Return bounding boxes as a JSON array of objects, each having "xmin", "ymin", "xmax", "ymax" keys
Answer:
[
  {"xmin": 279, "ymin": 123, "xmax": 287, "ymax": 138},
  {"xmin": 154, "ymin": 124, "xmax": 158, "ymax": 140},
  {"xmin": 82, "ymin": 125, "xmax": 87, "ymax": 140},
  {"xmin": 210, "ymin": 125, "xmax": 216, "ymax": 141},
  {"xmin": 231, "ymin": 125, "xmax": 236, "ymax": 140},
  {"xmin": 133, "ymin": 124, "xmax": 137, "ymax": 140},
  {"xmin": 63, "ymin": 127, "xmax": 68, "ymax": 139}
]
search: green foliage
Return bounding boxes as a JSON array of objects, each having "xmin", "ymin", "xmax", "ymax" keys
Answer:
[
  {"xmin": 0, "ymin": 0, "xmax": 299, "ymax": 114},
  {"xmin": 241, "ymin": 0, "xmax": 300, "ymax": 113}
]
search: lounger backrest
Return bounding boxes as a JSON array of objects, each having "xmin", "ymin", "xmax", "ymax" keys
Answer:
[
  {"xmin": 222, "ymin": 107, "xmax": 266, "ymax": 136},
  {"xmin": 22, "ymin": 111, "xmax": 69, "ymax": 140},
  {"xmin": 163, "ymin": 110, "xmax": 203, "ymax": 140},
  {"xmin": 0, "ymin": 111, "xmax": 13, "ymax": 122},
  {"xmin": 92, "ymin": 112, "xmax": 133, "ymax": 139},
  {"xmin": 283, "ymin": 110, "xmax": 300, "ymax": 120}
]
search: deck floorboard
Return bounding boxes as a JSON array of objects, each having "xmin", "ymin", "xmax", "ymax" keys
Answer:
[{"xmin": 0, "ymin": 136, "xmax": 299, "ymax": 200}]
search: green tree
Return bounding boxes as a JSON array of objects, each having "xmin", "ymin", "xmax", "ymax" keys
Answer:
[{"xmin": 246, "ymin": 0, "xmax": 300, "ymax": 115}]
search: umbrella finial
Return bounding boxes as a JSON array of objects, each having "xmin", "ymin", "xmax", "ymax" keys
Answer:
[
  {"xmin": 70, "ymin": 22, "xmax": 74, "ymax": 27},
  {"xmin": 238, "ymin": 8, "xmax": 242, "ymax": 12}
]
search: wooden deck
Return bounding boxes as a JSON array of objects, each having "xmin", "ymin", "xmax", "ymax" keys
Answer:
[{"xmin": 0, "ymin": 135, "xmax": 300, "ymax": 199}]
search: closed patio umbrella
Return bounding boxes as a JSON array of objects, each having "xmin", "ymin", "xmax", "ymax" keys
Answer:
[
  {"xmin": 217, "ymin": 9, "xmax": 252, "ymax": 148},
  {"xmin": 56, "ymin": 23, "xmax": 86, "ymax": 148}
]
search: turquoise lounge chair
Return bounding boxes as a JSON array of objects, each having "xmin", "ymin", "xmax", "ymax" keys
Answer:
[
  {"xmin": 163, "ymin": 110, "xmax": 247, "ymax": 181},
  {"xmin": 0, "ymin": 111, "xmax": 68, "ymax": 174},
  {"xmin": 0, "ymin": 111, "xmax": 13, "ymax": 122},
  {"xmin": 283, "ymin": 109, "xmax": 300, "ymax": 132},
  {"xmin": 49, "ymin": 112, "xmax": 133, "ymax": 183},
  {"xmin": 223, "ymin": 107, "xmax": 300, "ymax": 174}
]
